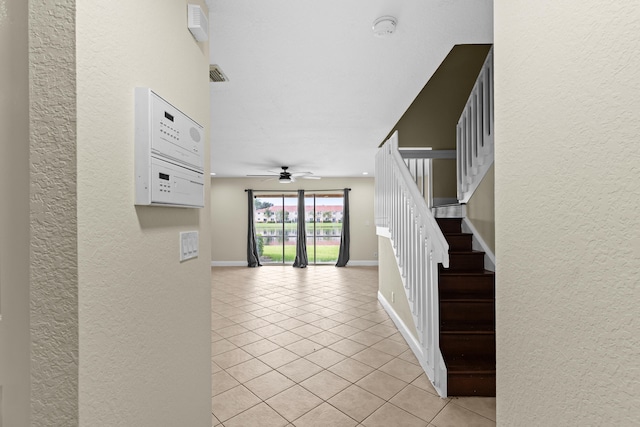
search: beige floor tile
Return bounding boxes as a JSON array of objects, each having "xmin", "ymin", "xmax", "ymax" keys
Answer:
[
  {"xmin": 225, "ymin": 358, "xmax": 272, "ymax": 383},
  {"xmin": 328, "ymin": 358, "xmax": 375, "ymax": 383},
  {"xmin": 328, "ymin": 385, "xmax": 385, "ymax": 422},
  {"xmin": 276, "ymin": 317, "xmax": 307, "ymax": 330},
  {"xmin": 430, "ymin": 403, "xmax": 495, "ymax": 427},
  {"xmin": 293, "ymin": 402, "xmax": 357, "ymax": 427},
  {"xmin": 390, "ymin": 385, "xmax": 448, "ymax": 422},
  {"xmin": 304, "ymin": 347, "xmax": 346, "ymax": 369},
  {"xmin": 345, "ymin": 318, "xmax": 377, "ymax": 330},
  {"xmin": 254, "ymin": 324, "xmax": 287, "ymax": 338},
  {"xmin": 356, "ymin": 370, "xmax": 407, "ymax": 400},
  {"xmin": 351, "ymin": 347, "xmax": 395, "ymax": 369},
  {"xmin": 291, "ymin": 324, "xmax": 324, "ymax": 337},
  {"xmin": 216, "ymin": 324, "xmax": 250, "ymax": 338},
  {"xmin": 211, "ymin": 385, "xmax": 261, "ymax": 422},
  {"xmin": 259, "ymin": 348, "xmax": 300, "ymax": 368},
  {"xmin": 327, "ymin": 312, "xmax": 358, "ymax": 323},
  {"xmin": 450, "ymin": 397, "xmax": 496, "ymax": 421},
  {"xmin": 244, "ymin": 370, "xmax": 296, "ymax": 400},
  {"xmin": 398, "ymin": 349, "xmax": 421, "ymax": 365},
  {"xmin": 224, "ymin": 402, "xmax": 289, "ymax": 427},
  {"xmin": 299, "ymin": 370, "xmax": 351, "ymax": 400},
  {"xmin": 360, "ymin": 311, "xmax": 390, "ymax": 323},
  {"xmin": 329, "ymin": 338, "xmax": 368, "ymax": 357},
  {"xmin": 211, "ymin": 339, "xmax": 237, "ymax": 356},
  {"xmin": 349, "ymin": 331, "xmax": 385, "ymax": 346},
  {"xmin": 310, "ymin": 317, "xmax": 342, "ymax": 330},
  {"xmin": 266, "ymin": 385, "xmax": 323, "ymax": 422},
  {"xmin": 226, "ymin": 312, "xmax": 258, "ymax": 323},
  {"xmin": 239, "ymin": 318, "xmax": 272, "ymax": 329},
  {"xmin": 211, "ymin": 370, "xmax": 240, "ymax": 396},
  {"xmin": 379, "ymin": 358, "xmax": 424, "ymax": 383},
  {"xmin": 365, "ymin": 324, "xmax": 398, "ymax": 338},
  {"xmin": 269, "ymin": 331, "xmax": 304, "ymax": 346},
  {"xmin": 371, "ymin": 337, "xmax": 409, "ymax": 356},
  {"xmin": 212, "ymin": 348, "xmax": 254, "ymax": 369},
  {"xmin": 227, "ymin": 331, "xmax": 264, "ymax": 347},
  {"xmin": 411, "ymin": 374, "xmax": 440, "ymax": 396},
  {"xmin": 262, "ymin": 312, "xmax": 292, "ymax": 323},
  {"xmin": 328, "ymin": 324, "xmax": 361, "ymax": 338},
  {"xmin": 211, "ymin": 361, "xmax": 222, "ymax": 374},
  {"xmin": 362, "ymin": 402, "xmax": 427, "ymax": 427},
  {"xmin": 242, "ymin": 338, "xmax": 281, "ymax": 357},
  {"xmin": 249, "ymin": 307, "xmax": 277, "ymax": 317},
  {"xmin": 285, "ymin": 338, "xmax": 323, "ymax": 357},
  {"xmin": 295, "ymin": 312, "xmax": 323, "ymax": 323},
  {"xmin": 308, "ymin": 330, "xmax": 343, "ymax": 346},
  {"xmin": 277, "ymin": 358, "xmax": 323, "ymax": 383}
]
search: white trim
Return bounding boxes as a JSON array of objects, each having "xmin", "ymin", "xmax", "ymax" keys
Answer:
[
  {"xmin": 211, "ymin": 260, "xmax": 379, "ymax": 267},
  {"xmin": 211, "ymin": 261, "xmax": 246, "ymax": 267},
  {"xmin": 378, "ymin": 291, "xmax": 446, "ymax": 397},
  {"xmin": 348, "ymin": 260, "xmax": 379, "ymax": 267},
  {"xmin": 376, "ymin": 226, "xmax": 391, "ymax": 238},
  {"xmin": 461, "ymin": 217, "xmax": 496, "ymax": 271}
]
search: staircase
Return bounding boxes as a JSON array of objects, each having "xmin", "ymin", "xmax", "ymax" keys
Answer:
[{"xmin": 436, "ymin": 217, "xmax": 496, "ymax": 396}]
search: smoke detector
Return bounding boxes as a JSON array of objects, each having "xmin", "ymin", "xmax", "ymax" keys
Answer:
[{"xmin": 372, "ymin": 16, "xmax": 397, "ymax": 37}]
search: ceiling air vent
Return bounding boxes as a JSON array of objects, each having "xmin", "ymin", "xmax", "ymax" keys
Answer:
[{"xmin": 209, "ymin": 65, "xmax": 228, "ymax": 82}]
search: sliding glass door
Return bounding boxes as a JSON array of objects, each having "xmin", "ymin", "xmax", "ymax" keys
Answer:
[{"xmin": 254, "ymin": 193, "xmax": 343, "ymax": 264}]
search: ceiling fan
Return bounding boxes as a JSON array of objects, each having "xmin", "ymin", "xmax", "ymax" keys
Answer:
[{"xmin": 247, "ymin": 166, "xmax": 321, "ymax": 183}]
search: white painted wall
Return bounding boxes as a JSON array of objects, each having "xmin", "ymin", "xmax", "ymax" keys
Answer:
[
  {"xmin": 0, "ymin": 0, "xmax": 30, "ymax": 424},
  {"xmin": 211, "ymin": 178, "xmax": 378, "ymax": 264},
  {"xmin": 76, "ymin": 1, "xmax": 212, "ymax": 425},
  {"xmin": 495, "ymin": 1, "xmax": 640, "ymax": 425}
]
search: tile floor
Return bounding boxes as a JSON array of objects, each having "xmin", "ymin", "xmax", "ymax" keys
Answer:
[{"xmin": 212, "ymin": 266, "xmax": 496, "ymax": 427}]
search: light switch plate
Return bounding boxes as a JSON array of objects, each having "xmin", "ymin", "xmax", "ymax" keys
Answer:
[{"xmin": 180, "ymin": 231, "xmax": 199, "ymax": 261}]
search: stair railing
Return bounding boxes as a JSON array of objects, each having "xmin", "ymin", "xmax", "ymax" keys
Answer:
[
  {"xmin": 457, "ymin": 47, "xmax": 494, "ymax": 203},
  {"xmin": 375, "ymin": 130, "xmax": 450, "ymax": 396}
]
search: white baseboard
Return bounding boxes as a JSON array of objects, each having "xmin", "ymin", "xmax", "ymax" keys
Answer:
[
  {"xmin": 211, "ymin": 260, "xmax": 379, "ymax": 267},
  {"xmin": 348, "ymin": 260, "xmax": 379, "ymax": 267},
  {"xmin": 211, "ymin": 261, "xmax": 247, "ymax": 267}
]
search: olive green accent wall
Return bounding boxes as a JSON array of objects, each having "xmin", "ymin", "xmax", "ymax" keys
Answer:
[
  {"xmin": 387, "ymin": 44, "xmax": 492, "ymax": 198},
  {"xmin": 466, "ymin": 164, "xmax": 495, "ymax": 254}
]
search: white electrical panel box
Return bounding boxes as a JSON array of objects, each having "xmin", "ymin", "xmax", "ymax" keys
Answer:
[{"xmin": 135, "ymin": 88, "xmax": 204, "ymax": 208}]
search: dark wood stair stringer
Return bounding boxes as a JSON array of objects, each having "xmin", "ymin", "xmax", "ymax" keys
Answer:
[{"xmin": 436, "ymin": 217, "xmax": 496, "ymax": 396}]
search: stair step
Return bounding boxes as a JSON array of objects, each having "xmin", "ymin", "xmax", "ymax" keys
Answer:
[
  {"xmin": 443, "ymin": 251, "xmax": 485, "ymax": 271},
  {"xmin": 439, "ymin": 271, "xmax": 495, "ymax": 299},
  {"xmin": 440, "ymin": 300, "xmax": 495, "ymax": 331},
  {"xmin": 440, "ymin": 331, "xmax": 496, "ymax": 359},
  {"xmin": 444, "ymin": 233, "xmax": 473, "ymax": 251},
  {"xmin": 447, "ymin": 359, "xmax": 496, "ymax": 396},
  {"xmin": 436, "ymin": 217, "xmax": 462, "ymax": 234}
]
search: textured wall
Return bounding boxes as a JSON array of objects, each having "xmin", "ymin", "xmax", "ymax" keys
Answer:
[
  {"xmin": 210, "ymin": 178, "xmax": 378, "ymax": 263},
  {"xmin": 466, "ymin": 165, "xmax": 494, "ymax": 254},
  {"xmin": 0, "ymin": 0, "xmax": 31, "ymax": 424},
  {"xmin": 495, "ymin": 1, "xmax": 640, "ymax": 425},
  {"xmin": 76, "ymin": 1, "xmax": 212, "ymax": 425},
  {"xmin": 377, "ymin": 236, "xmax": 418, "ymax": 340},
  {"xmin": 29, "ymin": 1, "xmax": 79, "ymax": 425}
]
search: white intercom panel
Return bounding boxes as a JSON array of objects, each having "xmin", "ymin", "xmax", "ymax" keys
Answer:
[{"xmin": 135, "ymin": 88, "xmax": 204, "ymax": 208}]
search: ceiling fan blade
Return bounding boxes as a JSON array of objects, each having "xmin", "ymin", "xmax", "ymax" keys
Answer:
[
  {"xmin": 302, "ymin": 176, "xmax": 321, "ymax": 180},
  {"xmin": 247, "ymin": 174, "xmax": 277, "ymax": 177}
]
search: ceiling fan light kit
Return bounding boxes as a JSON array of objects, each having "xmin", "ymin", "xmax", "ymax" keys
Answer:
[{"xmin": 247, "ymin": 166, "xmax": 321, "ymax": 183}]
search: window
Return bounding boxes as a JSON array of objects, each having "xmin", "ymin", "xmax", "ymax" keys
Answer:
[{"xmin": 254, "ymin": 193, "xmax": 343, "ymax": 264}]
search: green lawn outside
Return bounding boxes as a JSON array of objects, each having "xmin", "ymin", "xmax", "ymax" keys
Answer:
[
  {"xmin": 260, "ymin": 244, "xmax": 340, "ymax": 263},
  {"xmin": 256, "ymin": 222, "xmax": 342, "ymax": 231}
]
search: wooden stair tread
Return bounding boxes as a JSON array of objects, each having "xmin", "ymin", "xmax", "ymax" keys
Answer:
[
  {"xmin": 441, "ymin": 330, "xmax": 495, "ymax": 335},
  {"xmin": 439, "ymin": 270, "xmax": 494, "ymax": 276},
  {"xmin": 447, "ymin": 362, "xmax": 496, "ymax": 374}
]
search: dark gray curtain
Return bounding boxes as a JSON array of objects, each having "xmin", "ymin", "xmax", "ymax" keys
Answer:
[
  {"xmin": 336, "ymin": 188, "xmax": 350, "ymax": 267},
  {"xmin": 293, "ymin": 190, "xmax": 308, "ymax": 268},
  {"xmin": 246, "ymin": 190, "xmax": 262, "ymax": 267}
]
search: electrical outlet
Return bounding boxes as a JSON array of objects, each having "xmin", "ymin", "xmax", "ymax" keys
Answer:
[
  {"xmin": 180, "ymin": 231, "xmax": 199, "ymax": 261},
  {"xmin": 391, "ymin": 291, "xmax": 395, "ymax": 303}
]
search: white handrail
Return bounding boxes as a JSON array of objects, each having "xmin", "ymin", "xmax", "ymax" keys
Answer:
[
  {"xmin": 457, "ymin": 47, "xmax": 494, "ymax": 203},
  {"xmin": 375, "ymin": 131, "xmax": 449, "ymax": 396}
]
